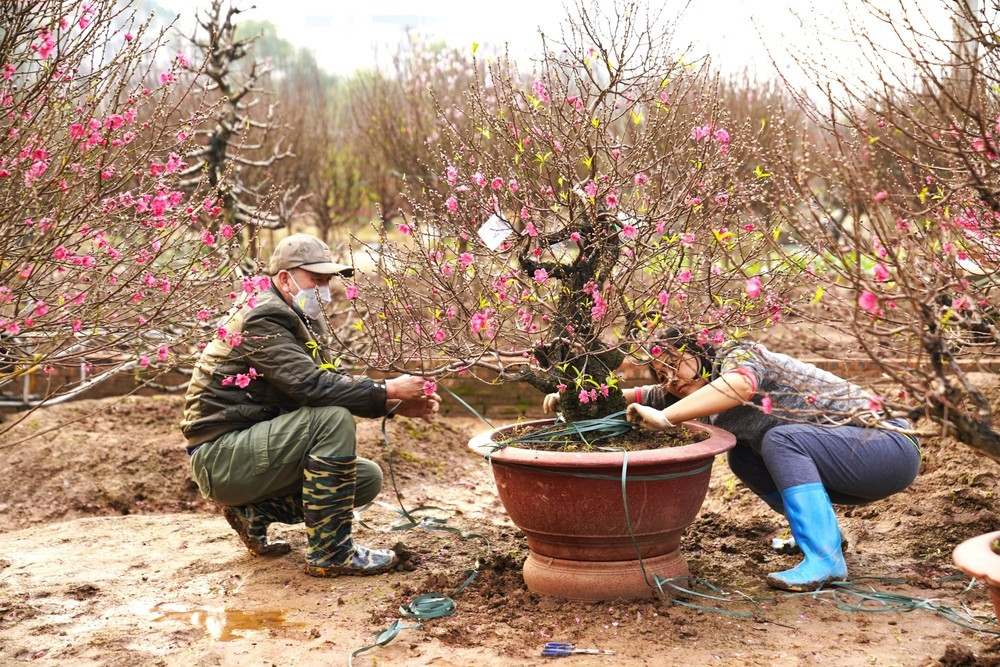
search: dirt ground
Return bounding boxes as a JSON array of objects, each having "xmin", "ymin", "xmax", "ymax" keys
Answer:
[{"xmin": 2, "ymin": 388, "xmax": 1000, "ymax": 666}]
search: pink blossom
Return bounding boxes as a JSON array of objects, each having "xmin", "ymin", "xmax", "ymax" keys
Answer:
[
  {"xmin": 557, "ymin": 383, "xmax": 567, "ymax": 393},
  {"xmin": 873, "ymin": 190, "xmax": 888, "ymax": 202},
  {"xmin": 472, "ymin": 172, "xmax": 486, "ymax": 187},
  {"xmin": 859, "ymin": 290, "xmax": 878, "ymax": 312},
  {"xmin": 200, "ymin": 230, "xmax": 215, "ymax": 245},
  {"xmin": 219, "ymin": 225, "xmax": 235, "ymax": 239},
  {"xmin": 124, "ymin": 33, "xmax": 134, "ymax": 42},
  {"xmin": 509, "ymin": 179, "xmax": 519, "ymax": 193},
  {"xmin": 446, "ymin": 196, "xmax": 458, "ymax": 212},
  {"xmin": 33, "ymin": 300, "xmax": 48, "ymax": 316},
  {"xmin": 676, "ymin": 269, "xmax": 692, "ymax": 283},
  {"xmin": 691, "ymin": 123, "xmax": 712, "ymax": 142},
  {"xmin": 157, "ymin": 345, "xmax": 169, "ymax": 362},
  {"xmin": 459, "ymin": 252, "xmax": 474, "ymax": 269},
  {"xmin": 345, "ymin": 285, "xmax": 358, "ymax": 300},
  {"xmin": 234, "ymin": 373, "xmax": 252, "ymax": 389},
  {"xmin": 714, "ymin": 192, "xmax": 730, "ymax": 207},
  {"xmin": 578, "ymin": 389, "xmax": 591, "ymax": 404},
  {"xmin": 525, "ymin": 221, "xmax": 539, "ymax": 237},
  {"xmin": 533, "ymin": 268, "xmax": 549, "ymax": 283},
  {"xmin": 433, "ymin": 329, "xmax": 446, "ymax": 343},
  {"xmin": 713, "ymin": 128, "xmax": 730, "ymax": 143},
  {"xmin": 873, "ymin": 264, "xmax": 890, "ymax": 281},
  {"xmin": 197, "ymin": 309, "xmax": 210, "ymax": 321},
  {"xmin": 160, "ymin": 71, "xmax": 175, "ymax": 85},
  {"xmin": 532, "ymin": 79, "xmax": 550, "ymax": 103},
  {"xmin": 446, "ymin": 165, "xmax": 457, "ymax": 184},
  {"xmin": 491, "ymin": 176, "xmax": 503, "ymax": 190},
  {"xmin": 138, "ymin": 355, "xmax": 150, "ymax": 367},
  {"xmin": 746, "ymin": 276, "xmax": 762, "ymax": 299},
  {"xmin": 621, "ymin": 224, "xmax": 637, "ymax": 239},
  {"xmin": 760, "ymin": 396, "xmax": 772, "ymax": 414},
  {"xmin": 584, "ymin": 181, "xmax": 598, "ymax": 197},
  {"xmin": 570, "ymin": 232, "xmax": 581, "ymax": 242},
  {"xmin": 634, "ymin": 172, "xmax": 649, "ymax": 186},
  {"xmin": 422, "ymin": 380, "xmax": 438, "ymax": 396},
  {"xmin": 605, "ymin": 192, "xmax": 618, "ymax": 207},
  {"xmin": 397, "ymin": 223, "xmax": 412, "ymax": 235}
]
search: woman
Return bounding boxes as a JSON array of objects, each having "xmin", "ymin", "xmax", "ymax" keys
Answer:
[{"xmin": 543, "ymin": 334, "xmax": 921, "ymax": 592}]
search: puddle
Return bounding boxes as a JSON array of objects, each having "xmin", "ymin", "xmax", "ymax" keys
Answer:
[{"xmin": 145, "ymin": 603, "xmax": 299, "ymax": 641}]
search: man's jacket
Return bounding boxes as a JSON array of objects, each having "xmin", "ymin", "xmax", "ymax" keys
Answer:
[{"xmin": 180, "ymin": 284, "xmax": 387, "ymax": 447}]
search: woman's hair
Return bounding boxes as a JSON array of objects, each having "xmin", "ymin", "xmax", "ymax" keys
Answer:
[{"xmin": 647, "ymin": 327, "xmax": 715, "ymax": 384}]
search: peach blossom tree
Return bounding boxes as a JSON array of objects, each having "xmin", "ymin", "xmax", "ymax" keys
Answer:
[
  {"xmin": 0, "ymin": 1, "xmax": 265, "ymax": 434},
  {"xmin": 764, "ymin": 0, "xmax": 1000, "ymax": 460}
]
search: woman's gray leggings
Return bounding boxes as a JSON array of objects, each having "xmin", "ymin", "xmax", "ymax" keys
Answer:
[{"xmin": 726, "ymin": 420, "xmax": 921, "ymax": 505}]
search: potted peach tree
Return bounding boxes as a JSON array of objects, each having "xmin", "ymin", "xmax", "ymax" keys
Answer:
[{"xmin": 335, "ymin": 4, "xmax": 796, "ymax": 600}]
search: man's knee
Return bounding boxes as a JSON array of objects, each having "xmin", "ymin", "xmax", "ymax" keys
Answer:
[
  {"xmin": 354, "ymin": 458, "xmax": 384, "ymax": 507},
  {"xmin": 303, "ymin": 405, "xmax": 357, "ymax": 457}
]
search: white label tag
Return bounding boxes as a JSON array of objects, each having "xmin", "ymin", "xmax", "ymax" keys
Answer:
[{"xmin": 477, "ymin": 214, "xmax": 513, "ymax": 251}]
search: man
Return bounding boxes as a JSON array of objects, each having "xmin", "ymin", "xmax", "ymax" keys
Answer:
[{"xmin": 181, "ymin": 233, "xmax": 439, "ymax": 577}]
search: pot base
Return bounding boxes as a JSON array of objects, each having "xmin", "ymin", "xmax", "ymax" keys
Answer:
[{"xmin": 523, "ymin": 549, "xmax": 688, "ymax": 601}]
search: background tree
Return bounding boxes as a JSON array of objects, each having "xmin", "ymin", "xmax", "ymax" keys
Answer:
[
  {"xmin": 177, "ymin": 0, "xmax": 296, "ymax": 258},
  {"xmin": 0, "ymin": 0, "xmax": 261, "ymax": 434},
  {"xmin": 765, "ymin": 0, "xmax": 1000, "ymax": 460}
]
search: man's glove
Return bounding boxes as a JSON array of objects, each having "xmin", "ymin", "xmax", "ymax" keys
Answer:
[
  {"xmin": 542, "ymin": 392, "xmax": 561, "ymax": 414},
  {"xmin": 625, "ymin": 403, "xmax": 675, "ymax": 432}
]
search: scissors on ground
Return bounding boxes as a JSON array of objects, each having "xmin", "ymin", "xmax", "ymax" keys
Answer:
[{"xmin": 542, "ymin": 642, "xmax": 615, "ymax": 657}]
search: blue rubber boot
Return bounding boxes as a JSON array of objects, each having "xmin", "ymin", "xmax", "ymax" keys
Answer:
[{"xmin": 766, "ymin": 483, "xmax": 847, "ymax": 591}]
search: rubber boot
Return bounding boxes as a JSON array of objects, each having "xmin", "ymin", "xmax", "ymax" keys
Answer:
[
  {"xmin": 766, "ymin": 483, "xmax": 847, "ymax": 591},
  {"xmin": 761, "ymin": 489, "xmax": 849, "ymax": 554},
  {"xmin": 302, "ymin": 455, "xmax": 397, "ymax": 577},
  {"xmin": 222, "ymin": 494, "xmax": 302, "ymax": 557}
]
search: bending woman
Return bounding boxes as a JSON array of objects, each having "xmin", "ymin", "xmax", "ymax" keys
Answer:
[{"xmin": 545, "ymin": 334, "xmax": 921, "ymax": 592}]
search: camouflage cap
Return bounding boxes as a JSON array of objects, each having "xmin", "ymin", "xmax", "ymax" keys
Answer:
[{"xmin": 267, "ymin": 234, "xmax": 354, "ymax": 277}]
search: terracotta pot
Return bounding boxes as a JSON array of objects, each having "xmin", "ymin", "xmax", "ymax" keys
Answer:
[
  {"xmin": 468, "ymin": 418, "xmax": 736, "ymax": 601},
  {"xmin": 952, "ymin": 530, "xmax": 1000, "ymax": 619}
]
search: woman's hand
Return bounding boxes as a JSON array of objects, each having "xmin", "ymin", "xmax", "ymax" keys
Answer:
[
  {"xmin": 542, "ymin": 392, "xmax": 560, "ymax": 414},
  {"xmin": 625, "ymin": 403, "xmax": 675, "ymax": 432}
]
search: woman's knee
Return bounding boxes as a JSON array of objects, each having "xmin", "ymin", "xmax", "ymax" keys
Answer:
[{"xmin": 354, "ymin": 458, "xmax": 384, "ymax": 507}]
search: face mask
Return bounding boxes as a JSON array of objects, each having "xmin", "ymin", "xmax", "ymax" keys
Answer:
[{"xmin": 288, "ymin": 274, "xmax": 331, "ymax": 319}]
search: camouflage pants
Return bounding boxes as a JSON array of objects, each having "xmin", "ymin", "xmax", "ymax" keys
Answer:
[{"xmin": 189, "ymin": 405, "xmax": 383, "ymax": 507}]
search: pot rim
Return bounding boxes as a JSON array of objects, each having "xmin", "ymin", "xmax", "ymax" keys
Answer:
[
  {"xmin": 953, "ymin": 530, "xmax": 1000, "ymax": 587},
  {"xmin": 468, "ymin": 417, "xmax": 736, "ymax": 468}
]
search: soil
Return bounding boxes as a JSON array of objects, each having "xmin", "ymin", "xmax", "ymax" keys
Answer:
[{"xmin": 2, "ymin": 388, "xmax": 1000, "ymax": 666}]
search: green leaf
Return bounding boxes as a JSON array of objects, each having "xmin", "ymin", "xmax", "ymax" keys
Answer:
[
  {"xmin": 811, "ymin": 286, "xmax": 824, "ymax": 302},
  {"xmin": 471, "ymin": 42, "xmax": 479, "ymax": 54}
]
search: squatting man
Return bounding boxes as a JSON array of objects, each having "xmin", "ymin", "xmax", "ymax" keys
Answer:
[{"xmin": 181, "ymin": 233, "xmax": 440, "ymax": 576}]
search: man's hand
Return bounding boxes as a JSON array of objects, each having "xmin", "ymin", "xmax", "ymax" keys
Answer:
[
  {"xmin": 625, "ymin": 403, "xmax": 675, "ymax": 432},
  {"xmin": 542, "ymin": 392, "xmax": 560, "ymax": 414},
  {"xmin": 385, "ymin": 374, "xmax": 429, "ymax": 401},
  {"xmin": 390, "ymin": 393, "xmax": 442, "ymax": 423}
]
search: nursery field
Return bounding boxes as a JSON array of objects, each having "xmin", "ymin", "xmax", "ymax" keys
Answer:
[{"xmin": 0, "ymin": 390, "xmax": 999, "ymax": 666}]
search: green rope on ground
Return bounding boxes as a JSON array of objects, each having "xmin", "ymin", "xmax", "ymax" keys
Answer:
[
  {"xmin": 347, "ymin": 413, "xmax": 489, "ymax": 665},
  {"xmin": 654, "ymin": 574, "xmax": 1000, "ymax": 635},
  {"xmin": 348, "ymin": 619, "xmax": 423, "ymax": 666}
]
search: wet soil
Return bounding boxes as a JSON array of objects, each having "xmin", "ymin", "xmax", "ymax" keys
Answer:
[{"xmin": 1, "ymin": 389, "xmax": 1000, "ymax": 666}]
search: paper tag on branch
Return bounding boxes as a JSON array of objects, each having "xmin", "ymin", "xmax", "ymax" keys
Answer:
[{"xmin": 477, "ymin": 214, "xmax": 513, "ymax": 251}]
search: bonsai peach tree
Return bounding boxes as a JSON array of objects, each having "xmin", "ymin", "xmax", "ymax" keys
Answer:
[{"xmin": 339, "ymin": 2, "xmax": 799, "ymax": 423}]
